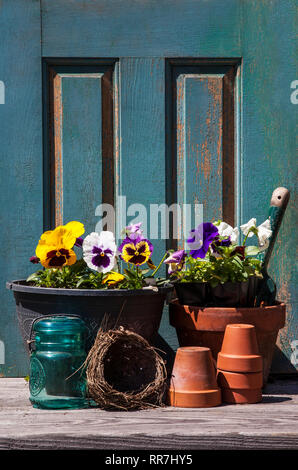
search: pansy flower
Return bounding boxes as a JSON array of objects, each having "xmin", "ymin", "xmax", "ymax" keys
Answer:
[
  {"xmin": 257, "ymin": 219, "xmax": 272, "ymax": 251},
  {"xmin": 147, "ymin": 258, "xmax": 156, "ymax": 270},
  {"xmin": 164, "ymin": 250, "xmax": 186, "ymax": 274},
  {"xmin": 122, "ymin": 222, "xmax": 144, "ymax": 241},
  {"xmin": 103, "ymin": 272, "xmax": 125, "ymax": 286},
  {"xmin": 187, "ymin": 222, "xmax": 219, "ymax": 259},
  {"xmin": 118, "ymin": 237, "xmax": 153, "ymax": 266},
  {"xmin": 35, "ymin": 221, "xmax": 85, "ymax": 269},
  {"xmin": 211, "ymin": 236, "xmax": 232, "ymax": 255},
  {"xmin": 230, "ymin": 245, "xmax": 245, "ymax": 260},
  {"xmin": 240, "ymin": 218, "xmax": 272, "ymax": 251},
  {"xmin": 216, "ymin": 222, "xmax": 239, "ymax": 244},
  {"xmin": 240, "ymin": 218, "xmax": 257, "ymax": 237},
  {"xmin": 83, "ymin": 231, "xmax": 117, "ymax": 273},
  {"xmin": 74, "ymin": 237, "xmax": 84, "ymax": 248}
]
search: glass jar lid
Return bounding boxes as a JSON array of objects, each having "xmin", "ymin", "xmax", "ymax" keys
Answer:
[{"xmin": 33, "ymin": 316, "xmax": 87, "ymax": 335}]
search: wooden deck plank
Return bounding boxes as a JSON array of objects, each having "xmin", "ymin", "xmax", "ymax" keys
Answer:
[{"xmin": 0, "ymin": 378, "xmax": 297, "ymax": 449}]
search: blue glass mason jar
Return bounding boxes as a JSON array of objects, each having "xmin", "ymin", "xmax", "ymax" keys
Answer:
[{"xmin": 29, "ymin": 315, "xmax": 90, "ymax": 409}]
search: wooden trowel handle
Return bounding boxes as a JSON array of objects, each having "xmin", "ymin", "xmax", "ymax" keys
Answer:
[
  {"xmin": 263, "ymin": 187, "xmax": 290, "ymax": 270},
  {"xmin": 270, "ymin": 187, "xmax": 290, "ymax": 208}
]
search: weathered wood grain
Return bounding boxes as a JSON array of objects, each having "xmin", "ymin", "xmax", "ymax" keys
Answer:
[
  {"xmin": 41, "ymin": 0, "xmax": 242, "ymax": 58},
  {"xmin": 0, "ymin": 378, "xmax": 297, "ymax": 449},
  {"xmin": 0, "ymin": 0, "xmax": 43, "ymax": 377},
  {"xmin": 240, "ymin": 1, "xmax": 297, "ymax": 372}
]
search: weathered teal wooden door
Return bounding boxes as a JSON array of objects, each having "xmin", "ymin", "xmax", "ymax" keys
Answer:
[{"xmin": 0, "ymin": 0, "xmax": 296, "ymax": 376}]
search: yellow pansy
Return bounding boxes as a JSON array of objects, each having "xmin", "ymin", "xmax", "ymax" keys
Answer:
[
  {"xmin": 121, "ymin": 239, "xmax": 152, "ymax": 266},
  {"xmin": 36, "ymin": 221, "xmax": 84, "ymax": 269},
  {"xmin": 103, "ymin": 272, "xmax": 125, "ymax": 285}
]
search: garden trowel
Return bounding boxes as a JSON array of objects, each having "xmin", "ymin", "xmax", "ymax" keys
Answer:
[{"xmin": 255, "ymin": 187, "xmax": 290, "ymax": 307}]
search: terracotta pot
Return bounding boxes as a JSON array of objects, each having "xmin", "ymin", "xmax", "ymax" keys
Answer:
[
  {"xmin": 217, "ymin": 324, "xmax": 263, "ymax": 373},
  {"xmin": 221, "ymin": 387, "xmax": 262, "ymax": 404},
  {"xmin": 217, "ymin": 369, "xmax": 263, "ymax": 389},
  {"xmin": 168, "ymin": 346, "xmax": 221, "ymax": 408},
  {"xmin": 169, "ymin": 300, "xmax": 286, "ymax": 385}
]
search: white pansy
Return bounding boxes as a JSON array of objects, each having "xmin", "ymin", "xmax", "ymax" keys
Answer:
[
  {"xmin": 257, "ymin": 219, "xmax": 272, "ymax": 251},
  {"xmin": 82, "ymin": 231, "xmax": 117, "ymax": 273},
  {"xmin": 240, "ymin": 218, "xmax": 257, "ymax": 237},
  {"xmin": 217, "ymin": 222, "xmax": 239, "ymax": 244}
]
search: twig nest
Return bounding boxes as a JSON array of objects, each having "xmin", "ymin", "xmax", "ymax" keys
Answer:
[{"xmin": 85, "ymin": 326, "xmax": 167, "ymax": 411}]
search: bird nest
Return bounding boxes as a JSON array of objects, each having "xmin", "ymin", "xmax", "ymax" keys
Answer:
[{"xmin": 85, "ymin": 326, "xmax": 167, "ymax": 411}]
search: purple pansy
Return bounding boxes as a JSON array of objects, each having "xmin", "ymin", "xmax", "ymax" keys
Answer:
[
  {"xmin": 74, "ymin": 237, "xmax": 84, "ymax": 248},
  {"xmin": 124, "ymin": 222, "xmax": 144, "ymax": 241},
  {"xmin": 187, "ymin": 222, "xmax": 219, "ymax": 259},
  {"xmin": 30, "ymin": 256, "xmax": 40, "ymax": 264},
  {"xmin": 164, "ymin": 250, "xmax": 186, "ymax": 274},
  {"xmin": 211, "ymin": 236, "xmax": 232, "ymax": 254}
]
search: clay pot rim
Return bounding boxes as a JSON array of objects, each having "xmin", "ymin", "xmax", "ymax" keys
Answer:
[
  {"xmin": 168, "ymin": 388, "xmax": 221, "ymax": 408},
  {"xmin": 218, "ymin": 353, "xmax": 262, "ymax": 360},
  {"xmin": 225, "ymin": 324, "xmax": 255, "ymax": 329},
  {"xmin": 217, "ymin": 369, "xmax": 263, "ymax": 376},
  {"xmin": 217, "ymin": 369, "xmax": 263, "ymax": 389},
  {"xmin": 170, "ymin": 299, "xmax": 285, "ymax": 312},
  {"xmin": 169, "ymin": 388, "xmax": 220, "ymax": 394},
  {"xmin": 177, "ymin": 346, "xmax": 210, "ymax": 353}
]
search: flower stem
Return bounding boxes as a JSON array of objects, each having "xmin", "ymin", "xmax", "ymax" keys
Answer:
[
  {"xmin": 152, "ymin": 252, "xmax": 168, "ymax": 277},
  {"xmin": 242, "ymin": 227, "xmax": 255, "ymax": 246},
  {"xmin": 242, "ymin": 234, "xmax": 249, "ymax": 247}
]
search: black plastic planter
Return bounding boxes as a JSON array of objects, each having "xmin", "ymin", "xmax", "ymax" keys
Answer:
[
  {"xmin": 174, "ymin": 276, "xmax": 261, "ymax": 308},
  {"xmin": 210, "ymin": 277, "xmax": 260, "ymax": 307},
  {"xmin": 6, "ymin": 280, "xmax": 173, "ymax": 355},
  {"xmin": 174, "ymin": 282, "xmax": 209, "ymax": 306}
]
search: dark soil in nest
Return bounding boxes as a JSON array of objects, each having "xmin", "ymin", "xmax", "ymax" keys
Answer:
[{"xmin": 104, "ymin": 339, "xmax": 157, "ymax": 393}]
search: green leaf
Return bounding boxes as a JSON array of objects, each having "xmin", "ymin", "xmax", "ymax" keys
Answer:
[
  {"xmin": 124, "ymin": 268, "xmax": 137, "ymax": 279},
  {"xmin": 245, "ymin": 245, "xmax": 260, "ymax": 256},
  {"xmin": 26, "ymin": 272, "xmax": 41, "ymax": 282}
]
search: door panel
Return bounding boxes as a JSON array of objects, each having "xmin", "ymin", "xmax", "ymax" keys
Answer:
[
  {"xmin": 168, "ymin": 61, "xmax": 237, "ymax": 246},
  {"xmin": 44, "ymin": 62, "xmax": 116, "ymax": 235}
]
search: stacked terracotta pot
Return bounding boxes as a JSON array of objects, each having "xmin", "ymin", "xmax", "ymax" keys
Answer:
[
  {"xmin": 168, "ymin": 346, "xmax": 221, "ymax": 408},
  {"xmin": 217, "ymin": 324, "xmax": 263, "ymax": 404}
]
